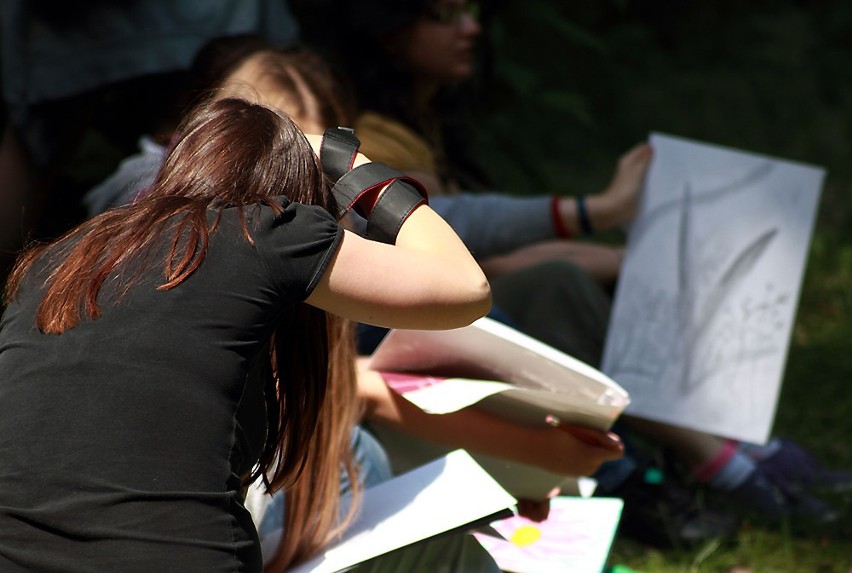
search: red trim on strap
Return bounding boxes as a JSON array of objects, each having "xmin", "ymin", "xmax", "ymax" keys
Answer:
[{"xmin": 355, "ymin": 186, "xmax": 384, "ymax": 217}]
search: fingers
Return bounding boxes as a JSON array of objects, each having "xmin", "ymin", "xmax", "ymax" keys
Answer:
[
  {"xmin": 516, "ymin": 498, "xmax": 551, "ymax": 522},
  {"xmin": 594, "ymin": 141, "xmax": 654, "ymax": 228},
  {"xmin": 545, "ymin": 415, "xmax": 620, "ymax": 446},
  {"xmin": 613, "ymin": 143, "xmax": 653, "ymax": 189},
  {"xmin": 545, "ymin": 415, "xmax": 626, "ymax": 464},
  {"xmin": 620, "ymin": 141, "xmax": 653, "ymax": 166}
]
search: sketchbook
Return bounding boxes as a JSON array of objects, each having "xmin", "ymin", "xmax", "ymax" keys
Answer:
[
  {"xmin": 287, "ymin": 450, "xmax": 516, "ymax": 573},
  {"xmin": 601, "ymin": 132, "xmax": 824, "ymax": 444},
  {"xmin": 367, "ymin": 317, "xmax": 629, "ymax": 499},
  {"xmin": 473, "ymin": 496, "xmax": 624, "ymax": 573}
]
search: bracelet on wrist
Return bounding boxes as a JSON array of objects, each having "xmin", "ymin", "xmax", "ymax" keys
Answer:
[
  {"xmin": 576, "ymin": 194, "xmax": 594, "ymax": 235},
  {"xmin": 551, "ymin": 195, "xmax": 572, "ymax": 239}
]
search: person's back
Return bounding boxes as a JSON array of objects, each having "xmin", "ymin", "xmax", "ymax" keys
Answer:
[
  {"xmin": 0, "ymin": 96, "xmax": 493, "ymax": 571},
  {"xmin": 0, "ymin": 197, "xmax": 342, "ymax": 572}
]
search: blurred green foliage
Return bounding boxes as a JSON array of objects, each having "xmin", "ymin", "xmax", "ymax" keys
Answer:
[
  {"xmin": 468, "ymin": 2, "xmax": 852, "ymax": 570},
  {"xmin": 472, "ymin": 1, "xmax": 852, "ymax": 234}
]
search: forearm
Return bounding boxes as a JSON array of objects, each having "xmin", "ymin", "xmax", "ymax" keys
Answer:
[
  {"xmin": 307, "ymin": 145, "xmax": 491, "ymax": 330},
  {"xmin": 358, "ymin": 363, "xmax": 622, "ymax": 477},
  {"xmin": 556, "ymin": 193, "xmax": 626, "ymax": 235},
  {"xmin": 478, "ymin": 240, "xmax": 624, "ymax": 284}
]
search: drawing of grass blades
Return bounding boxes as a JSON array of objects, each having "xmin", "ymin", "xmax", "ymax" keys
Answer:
[
  {"xmin": 676, "ymin": 183, "xmax": 695, "ymax": 392},
  {"xmin": 681, "ymin": 226, "xmax": 778, "ymax": 392}
]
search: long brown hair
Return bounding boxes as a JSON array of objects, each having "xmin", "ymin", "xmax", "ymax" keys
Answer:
[
  {"xmin": 263, "ymin": 313, "xmax": 362, "ymax": 572},
  {"xmin": 4, "ymin": 97, "xmax": 360, "ymax": 569}
]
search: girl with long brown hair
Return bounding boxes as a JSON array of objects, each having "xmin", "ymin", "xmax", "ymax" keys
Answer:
[
  {"xmin": 0, "ymin": 97, "xmax": 490, "ymax": 572},
  {"xmin": 77, "ymin": 37, "xmax": 623, "ymax": 570}
]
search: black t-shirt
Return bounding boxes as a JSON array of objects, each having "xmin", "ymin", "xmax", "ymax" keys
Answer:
[{"xmin": 0, "ymin": 199, "xmax": 343, "ymax": 572}]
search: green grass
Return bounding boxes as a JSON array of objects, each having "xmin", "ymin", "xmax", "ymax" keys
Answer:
[{"xmin": 469, "ymin": 2, "xmax": 852, "ymax": 571}]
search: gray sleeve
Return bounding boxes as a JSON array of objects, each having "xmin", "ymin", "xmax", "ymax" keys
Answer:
[
  {"xmin": 430, "ymin": 194, "xmax": 557, "ymax": 259},
  {"xmin": 81, "ymin": 137, "xmax": 165, "ymax": 216}
]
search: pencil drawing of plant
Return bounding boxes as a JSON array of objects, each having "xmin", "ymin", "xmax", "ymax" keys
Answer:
[
  {"xmin": 678, "ymin": 224, "xmax": 778, "ymax": 392},
  {"xmin": 601, "ymin": 133, "xmax": 824, "ymax": 443},
  {"xmin": 606, "ymin": 161, "xmax": 785, "ymax": 396}
]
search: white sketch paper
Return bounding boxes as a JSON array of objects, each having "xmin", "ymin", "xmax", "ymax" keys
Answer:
[
  {"xmin": 370, "ymin": 317, "xmax": 629, "ymax": 430},
  {"xmin": 473, "ymin": 496, "xmax": 624, "ymax": 573},
  {"xmin": 287, "ymin": 450, "xmax": 516, "ymax": 573},
  {"xmin": 601, "ymin": 133, "xmax": 824, "ymax": 444},
  {"xmin": 368, "ymin": 317, "xmax": 629, "ymax": 499}
]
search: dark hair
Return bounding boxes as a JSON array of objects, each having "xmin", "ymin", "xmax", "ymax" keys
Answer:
[
  {"xmin": 303, "ymin": 0, "xmax": 493, "ymax": 189},
  {"xmin": 5, "ymin": 97, "xmax": 359, "ymax": 568},
  {"xmin": 321, "ymin": 0, "xmax": 432, "ymax": 131},
  {"xmin": 6, "ymin": 98, "xmax": 327, "ymax": 326}
]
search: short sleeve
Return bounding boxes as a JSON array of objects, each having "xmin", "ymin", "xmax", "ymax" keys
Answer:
[{"xmin": 251, "ymin": 200, "xmax": 344, "ymax": 302}]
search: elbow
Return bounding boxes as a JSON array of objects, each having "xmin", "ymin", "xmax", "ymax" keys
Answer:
[
  {"xmin": 452, "ymin": 277, "xmax": 492, "ymax": 328},
  {"xmin": 474, "ymin": 280, "xmax": 493, "ymax": 319}
]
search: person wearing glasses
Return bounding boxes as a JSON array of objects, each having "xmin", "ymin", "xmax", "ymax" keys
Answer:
[{"xmin": 303, "ymin": 0, "xmax": 847, "ymax": 545}]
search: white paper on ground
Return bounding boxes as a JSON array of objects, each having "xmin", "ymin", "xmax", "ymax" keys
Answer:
[{"xmin": 287, "ymin": 450, "xmax": 517, "ymax": 573}]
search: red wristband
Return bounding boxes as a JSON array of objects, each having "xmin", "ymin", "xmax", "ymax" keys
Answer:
[{"xmin": 551, "ymin": 195, "xmax": 572, "ymax": 239}]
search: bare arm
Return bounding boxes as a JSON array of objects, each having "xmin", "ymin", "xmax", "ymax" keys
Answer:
[
  {"xmin": 356, "ymin": 360, "xmax": 624, "ymax": 478},
  {"xmin": 303, "ymin": 136, "xmax": 491, "ymax": 330},
  {"xmin": 478, "ymin": 240, "xmax": 624, "ymax": 284},
  {"xmin": 307, "ymin": 208, "xmax": 491, "ymax": 329}
]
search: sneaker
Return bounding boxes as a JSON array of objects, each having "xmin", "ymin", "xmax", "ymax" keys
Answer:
[
  {"xmin": 753, "ymin": 439, "xmax": 852, "ymax": 494},
  {"xmin": 611, "ymin": 464, "xmax": 739, "ymax": 549},
  {"xmin": 729, "ymin": 467, "xmax": 841, "ymax": 524}
]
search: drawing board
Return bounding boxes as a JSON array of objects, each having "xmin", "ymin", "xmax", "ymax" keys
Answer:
[{"xmin": 601, "ymin": 132, "xmax": 824, "ymax": 443}]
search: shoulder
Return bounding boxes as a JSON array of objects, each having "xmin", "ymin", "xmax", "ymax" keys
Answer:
[
  {"xmin": 248, "ymin": 197, "xmax": 339, "ymax": 233},
  {"xmin": 354, "ymin": 111, "xmax": 437, "ymax": 174},
  {"xmin": 206, "ymin": 199, "xmax": 342, "ymax": 302},
  {"xmin": 211, "ymin": 198, "xmax": 341, "ymax": 253},
  {"xmin": 246, "ymin": 199, "xmax": 343, "ymax": 291}
]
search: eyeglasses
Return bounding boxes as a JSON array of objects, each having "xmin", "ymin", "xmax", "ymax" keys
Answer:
[{"xmin": 425, "ymin": 1, "xmax": 480, "ymax": 25}]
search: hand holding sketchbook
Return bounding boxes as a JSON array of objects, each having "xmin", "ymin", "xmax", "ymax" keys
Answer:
[{"xmin": 368, "ymin": 317, "xmax": 630, "ymax": 498}]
